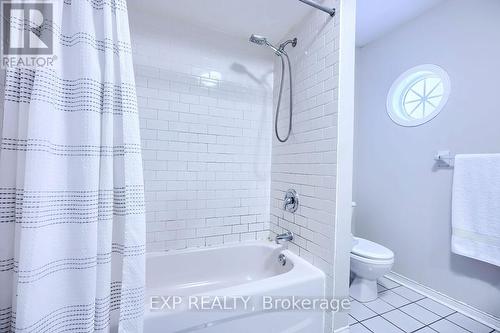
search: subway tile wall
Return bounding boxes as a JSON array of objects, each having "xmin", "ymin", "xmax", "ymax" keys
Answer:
[
  {"xmin": 129, "ymin": 13, "xmax": 274, "ymax": 251},
  {"xmin": 269, "ymin": 0, "xmax": 340, "ymax": 316}
]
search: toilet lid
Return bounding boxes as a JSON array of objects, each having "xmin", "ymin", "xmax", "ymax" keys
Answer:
[{"xmin": 351, "ymin": 237, "xmax": 394, "ymax": 260}]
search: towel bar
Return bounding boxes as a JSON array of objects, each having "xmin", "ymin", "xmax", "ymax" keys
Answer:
[{"xmin": 435, "ymin": 150, "xmax": 454, "ymax": 168}]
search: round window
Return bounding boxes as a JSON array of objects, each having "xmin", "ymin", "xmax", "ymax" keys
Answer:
[{"xmin": 387, "ymin": 65, "xmax": 451, "ymax": 127}]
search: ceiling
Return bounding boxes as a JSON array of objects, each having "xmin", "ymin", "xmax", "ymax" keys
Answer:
[
  {"xmin": 128, "ymin": 0, "xmax": 446, "ymax": 47},
  {"xmin": 356, "ymin": 0, "xmax": 446, "ymax": 47},
  {"xmin": 127, "ymin": 0, "xmax": 320, "ymax": 42}
]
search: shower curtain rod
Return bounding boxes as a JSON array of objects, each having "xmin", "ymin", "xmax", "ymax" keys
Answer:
[{"xmin": 298, "ymin": 0, "xmax": 336, "ymax": 16}]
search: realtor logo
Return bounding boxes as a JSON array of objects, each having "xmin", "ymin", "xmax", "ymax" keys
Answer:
[{"xmin": 1, "ymin": 0, "xmax": 55, "ymax": 67}]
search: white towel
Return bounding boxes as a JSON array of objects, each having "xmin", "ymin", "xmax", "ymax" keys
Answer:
[{"xmin": 452, "ymin": 154, "xmax": 500, "ymax": 267}]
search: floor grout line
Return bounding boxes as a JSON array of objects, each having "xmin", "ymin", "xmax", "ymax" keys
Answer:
[
  {"xmin": 349, "ymin": 276, "xmax": 496, "ymax": 333},
  {"xmin": 359, "ymin": 321, "xmax": 376, "ymax": 333},
  {"xmin": 407, "ymin": 311, "xmax": 457, "ymax": 333},
  {"xmin": 356, "ymin": 297, "xmax": 423, "ymax": 323}
]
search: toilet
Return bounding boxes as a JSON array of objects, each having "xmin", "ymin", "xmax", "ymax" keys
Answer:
[{"xmin": 350, "ymin": 237, "xmax": 394, "ymax": 302}]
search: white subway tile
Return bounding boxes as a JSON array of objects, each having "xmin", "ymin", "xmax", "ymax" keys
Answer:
[{"xmin": 133, "ymin": 12, "xmax": 338, "ymax": 258}]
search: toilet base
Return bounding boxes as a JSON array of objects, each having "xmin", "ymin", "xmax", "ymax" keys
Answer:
[{"xmin": 350, "ymin": 276, "xmax": 378, "ymax": 302}]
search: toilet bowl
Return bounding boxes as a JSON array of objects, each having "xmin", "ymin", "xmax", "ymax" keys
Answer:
[{"xmin": 350, "ymin": 237, "xmax": 394, "ymax": 302}]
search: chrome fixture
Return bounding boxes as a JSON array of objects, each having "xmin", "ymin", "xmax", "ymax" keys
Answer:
[
  {"xmin": 249, "ymin": 34, "xmax": 267, "ymax": 45},
  {"xmin": 249, "ymin": 34, "xmax": 279, "ymax": 53},
  {"xmin": 298, "ymin": 0, "xmax": 336, "ymax": 17},
  {"xmin": 249, "ymin": 34, "xmax": 297, "ymax": 142},
  {"xmin": 275, "ymin": 231, "xmax": 294, "ymax": 244},
  {"xmin": 278, "ymin": 253, "xmax": 287, "ymax": 266},
  {"xmin": 283, "ymin": 189, "xmax": 299, "ymax": 213},
  {"xmin": 434, "ymin": 150, "xmax": 454, "ymax": 168}
]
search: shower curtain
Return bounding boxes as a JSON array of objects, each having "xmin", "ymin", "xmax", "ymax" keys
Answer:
[{"xmin": 0, "ymin": 1, "xmax": 145, "ymax": 332}]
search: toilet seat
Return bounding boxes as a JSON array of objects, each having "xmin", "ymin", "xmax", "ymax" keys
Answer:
[
  {"xmin": 351, "ymin": 237, "xmax": 394, "ymax": 261},
  {"xmin": 351, "ymin": 252, "xmax": 394, "ymax": 265}
]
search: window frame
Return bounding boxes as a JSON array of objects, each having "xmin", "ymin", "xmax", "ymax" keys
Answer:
[{"xmin": 386, "ymin": 64, "xmax": 451, "ymax": 127}]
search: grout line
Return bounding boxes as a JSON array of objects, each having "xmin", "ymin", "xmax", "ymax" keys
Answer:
[
  {"xmin": 386, "ymin": 308, "xmax": 450, "ymax": 333},
  {"xmin": 350, "ymin": 277, "xmax": 497, "ymax": 333},
  {"xmin": 352, "ymin": 289, "xmax": 453, "ymax": 331},
  {"xmin": 399, "ymin": 303, "xmax": 448, "ymax": 329},
  {"xmin": 364, "ymin": 298, "xmax": 396, "ymax": 315},
  {"xmin": 442, "ymin": 316, "xmax": 495, "ymax": 333},
  {"xmin": 409, "ymin": 312, "xmax": 459, "ymax": 333},
  {"xmin": 359, "ymin": 321, "xmax": 375, "ymax": 333},
  {"xmin": 376, "ymin": 316, "xmax": 407, "ymax": 332},
  {"xmin": 357, "ymin": 297, "xmax": 423, "ymax": 324},
  {"xmin": 413, "ymin": 300, "xmax": 457, "ymax": 319},
  {"xmin": 384, "ymin": 273, "xmax": 500, "ymax": 331}
]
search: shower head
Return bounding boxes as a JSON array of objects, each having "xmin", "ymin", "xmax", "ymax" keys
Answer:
[
  {"xmin": 249, "ymin": 34, "xmax": 268, "ymax": 46},
  {"xmin": 249, "ymin": 34, "xmax": 297, "ymax": 143},
  {"xmin": 249, "ymin": 34, "xmax": 281, "ymax": 54},
  {"xmin": 249, "ymin": 34, "xmax": 297, "ymax": 56}
]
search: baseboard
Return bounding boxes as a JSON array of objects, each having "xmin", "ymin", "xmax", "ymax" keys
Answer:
[
  {"xmin": 333, "ymin": 326, "xmax": 349, "ymax": 333},
  {"xmin": 386, "ymin": 271, "xmax": 500, "ymax": 331}
]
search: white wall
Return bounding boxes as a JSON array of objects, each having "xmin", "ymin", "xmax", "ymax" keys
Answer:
[
  {"xmin": 128, "ymin": 9, "xmax": 274, "ymax": 251},
  {"xmin": 354, "ymin": 0, "xmax": 500, "ymax": 317},
  {"xmin": 333, "ymin": 0, "xmax": 357, "ymax": 330},
  {"xmin": 0, "ymin": 71, "xmax": 4, "ymax": 136},
  {"xmin": 268, "ymin": 1, "xmax": 341, "ymax": 331}
]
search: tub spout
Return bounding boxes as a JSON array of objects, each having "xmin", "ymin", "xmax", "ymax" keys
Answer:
[{"xmin": 275, "ymin": 231, "xmax": 294, "ymax": 244}]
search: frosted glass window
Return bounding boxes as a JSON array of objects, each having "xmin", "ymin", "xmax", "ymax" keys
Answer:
[{"xmin": 387, "ymin": 65, "xmax": 451, "ymax": 127}]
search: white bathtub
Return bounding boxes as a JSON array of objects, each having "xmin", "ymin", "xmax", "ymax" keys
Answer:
[{"xmin": 144, "ymin": 241, "xmax": 325, "ymax": 333}]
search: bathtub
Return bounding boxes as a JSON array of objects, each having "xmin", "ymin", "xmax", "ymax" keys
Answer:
[{"xmin": 144, "ymin": 241, "xmax": 325, "ymax": 333}]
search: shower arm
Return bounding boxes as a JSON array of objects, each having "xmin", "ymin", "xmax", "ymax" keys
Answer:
[
  {"xmin": 297, "ymin": 0, "xmax": 336, "ymax": 17},
  {"xmin": 279, "ymin": 38, "xmax": 298, "ymax": 53}
]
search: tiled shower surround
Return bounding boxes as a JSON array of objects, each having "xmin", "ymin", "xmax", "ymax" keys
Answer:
[
  {"xmin": 130, "ymin": 14, "xmax": 273, "ymax": 251},
  {"xmin": 135, "ymin": 66, "xmax": 272, "ymax": 250},
  {"xmin": 129, "ymin": 2, "xmax": 341, "ymax": 302},
  {"xmin": 269, "ymin": 2, "xmax": 340, "ymax": 331},
  {"xmin": 270, "ymin": 1, "xmax": 340, "ymax": 293}
]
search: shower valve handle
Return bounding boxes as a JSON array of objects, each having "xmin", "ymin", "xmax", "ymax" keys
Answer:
[{"xmin": 283, "ymin": 189, "xmax": 299, "ymax": 213}]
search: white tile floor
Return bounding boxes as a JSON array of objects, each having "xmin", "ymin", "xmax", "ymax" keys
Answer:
[{"xmin": 349, "ymin": 276, "xmax": 498, "ymax": 333}]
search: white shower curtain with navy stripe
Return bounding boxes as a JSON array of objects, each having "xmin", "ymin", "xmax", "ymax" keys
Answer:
[{"xmin": 0, "ymin": 0, "xmax": 145, "ymax": 332}]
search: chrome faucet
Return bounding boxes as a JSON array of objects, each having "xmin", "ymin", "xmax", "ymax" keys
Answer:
[
  {"xmin": 283, "ymin": 189, "xmax": 299, "ymax": 213},
  {"xmin": 275, "ymin": 231, "xmax": 294, "ymax": 244}
]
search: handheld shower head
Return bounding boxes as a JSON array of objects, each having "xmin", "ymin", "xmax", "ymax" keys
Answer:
[
  {"xmin": 249, "ymin": 34, "xmax": 281, "ymax": 54},
  {"xmin": 248, "ymin": 33, "xmax": 297, "ymax": 143},
  {"xmin": 249, "ymin": 34, "xmax": 267, "ymax": 45}
]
